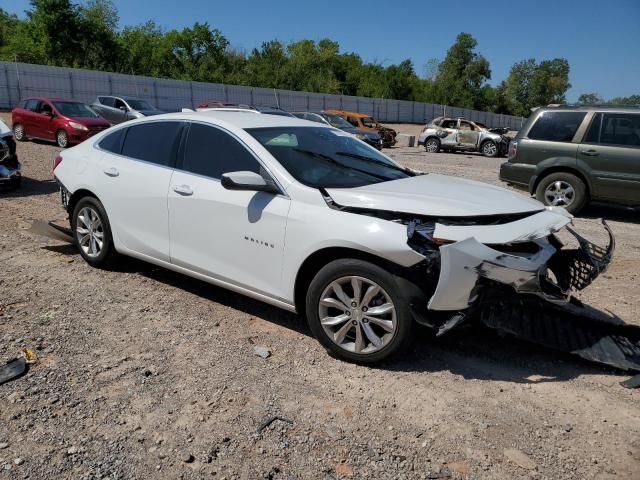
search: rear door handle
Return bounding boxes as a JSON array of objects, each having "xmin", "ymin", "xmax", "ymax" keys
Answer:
[
  {"xmin": 581, "ymin": 149, "xmax": 599, "ymax": 156},
  {"xmin": 103, "ymin": 167, "xmax": 119, "ymax": 177},
  {"xmin": 172, "ymin": 184, "xmax": 193, "ymax": 196}
]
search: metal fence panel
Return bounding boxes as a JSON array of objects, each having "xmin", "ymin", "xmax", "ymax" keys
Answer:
[{"xmin": 0, "ymin": 61, "xmax": 525, "ymax": 128}]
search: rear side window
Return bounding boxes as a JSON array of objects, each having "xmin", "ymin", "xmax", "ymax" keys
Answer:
[
  {"xmin": 527, "ymin": 111, "xmax": 586, "ymax": 142},
  {"xmin": 585, "ymin": 113, "xmax": 640, "ymax": 148},
  {"xmin": 347, "ymin": 117, "xmax": 359, "ymax": 126},
  {"xmin": 441, "ymin": 119, "xmax": 457, "ymax": 128},
  {"xmin": 181, "ymin": 123, "xmax": 260, "ymax": 179},
  {"xmin": 121, "ymin": 122, "xmax": 183, "ymax": 166},
  {"xmin": 98, "ymin": 128, "xmax": 124, "ymax": 154},
  {"xmin": 98, "ymin": 96, "xmax": 115, "ymax": 107},
  {"xmin": 24, "ymin": 99, "xmax": 39, "ymax": 111}
]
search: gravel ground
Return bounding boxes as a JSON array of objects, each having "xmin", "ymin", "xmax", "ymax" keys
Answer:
[{"xmin": 1, "ymin": 114, "xmax": 639, "ymax": 479}]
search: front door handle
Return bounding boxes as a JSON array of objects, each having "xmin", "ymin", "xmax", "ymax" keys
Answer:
[
  {"xmin": 172, "ymin": 184, "xmax": 193, "ymax": 196},
  {"xmin": 103, "ymin": 167, "xmax": 119, "ymax": 177},
  {"xmin": 581, "ymin": 149, "xmax": 599, "ymax": 156}
]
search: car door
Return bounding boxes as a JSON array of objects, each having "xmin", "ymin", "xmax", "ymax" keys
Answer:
[
  {"xmin": 111, "ymin": 98, "xmax": 131, "ymax": 124},
  {"xmin": 96, "ymin": 121, "xmax": 184, "ymax": 261},
  {"xmin": 94, "ymin": 96, "xmax": 115, "ymax": 123},
  {"xmin": 578, "ymin": 112, "xmax": 640, "ymax": 202},
  {"xmin": 18, "ymin": 99, "xmax": 40, "ymax": 136},
  {"xmin": 440, "ymin": 119, "xmax": 458, "ymax": 148},
  {"xmin": 457, "ymin": 120, "xmax": 480, "ymax": 149},
  {"xmin": 36, "ymin": 100, "xmax": 57, "ymax": 140},
  {"xmin": 168, "ymin": 122, "xmax": 291, "ymax": 300}
]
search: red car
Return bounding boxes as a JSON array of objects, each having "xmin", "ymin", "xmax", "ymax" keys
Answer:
[{"xmin": 11, "ymin": 97, "xmax": 110, "ymax": 148}]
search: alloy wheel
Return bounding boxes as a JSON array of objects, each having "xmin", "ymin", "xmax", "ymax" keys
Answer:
[
  {"xmin": 13, "ymin": 124, "xmax": 24, "ymax": 140},
  {"xmin": 425, "ymin": 139, "xmax": 439, "ymax": 153},
  {"xmin": 318, "ymin": 276, "xmax": 397, "ymax": 355},
  {"xmin": 544, "ymin": 180, "xmax": 575, "ymax": 207},
  {"xmin": 76, "ymin": 207, "xmax": 104, "ymax": 258},
  {"xmin": 482, "ymin": 141, "xmax": 497, "ymax": 156},
  {"xmin": 57, "ymin": 130, "xmax": 68, "ymax": 148}
]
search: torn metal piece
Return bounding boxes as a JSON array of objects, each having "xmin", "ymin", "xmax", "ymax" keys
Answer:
[
  {"xmin": 479, "ymin": 292, "xmax": 640, "ymax": 373},
  {"xmin": 621, "ymin": 375, "xmax": 640, "ymax": 389},
  {"xmin": 0, "ymin": 357, "xmax": 27, "ymax": 386}
]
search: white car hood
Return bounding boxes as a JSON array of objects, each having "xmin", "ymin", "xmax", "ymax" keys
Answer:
[{"xmin": 326, "ymin": 174, "xmax": 544, "ymax": 217}]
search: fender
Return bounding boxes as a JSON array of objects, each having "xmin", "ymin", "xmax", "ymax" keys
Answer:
[{"xmin": 528, "ymin": 156, "xmax": 592, "ymax": 195}]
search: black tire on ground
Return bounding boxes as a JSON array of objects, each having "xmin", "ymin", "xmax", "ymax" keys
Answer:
[
  {"xmin": 71, "ymin": 196, "xmax": 118, "ymax": 268},
  {"xmin": 480, "ymin": 140, "xmax": 498, "ymax": 157},
  {"xmin": 56, "ymin": 129, "xmax": 69, "ymax": 148},
  {"xmin": 425, "ymin": 138, "xmax": 441, "ymax": 153},
  {"xmin": 13, "ymin": 123, "xmax": 26, "ymax": 141},
  {"xmin": 9, "ymin": 176, "xmax": 21, "ymax": 189},
  {"xmin": 535, "ymin": 172, "xmax": 588, "ymax": 215},
  {"xmin": 305, "ymin": 258, "xmax": 415, "ymax": 364}
]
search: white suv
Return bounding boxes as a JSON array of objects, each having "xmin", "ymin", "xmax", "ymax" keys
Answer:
[{"xmin": 53, "ymin": 111, "xmax": 613, "ymax": 363}]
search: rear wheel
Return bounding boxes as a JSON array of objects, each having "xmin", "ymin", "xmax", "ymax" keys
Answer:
[
  {"xmin": 425, "ymin": 138, "xmax": 440, "ymax": 153},
  {"xmin": 56, "ymin": 130, "xmax": 69, "ymax": 148},
  {"xmin": 305, "ymin": 259, "xmax": 414, "ymax": 363},
  {"xmin": 13, "ymin": 123, "xmax": 26, "ymax": 141},
  {"xmin": 535, "ymin": 172, "xmax": 587, "ymax": 214},
  {"xmin": 71, "ymin": 196, "xmax": 117, "ymax": 267}
]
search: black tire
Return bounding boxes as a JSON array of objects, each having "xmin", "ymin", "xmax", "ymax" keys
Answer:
[
  {"xmin": 425, "ymin": 137, "xmax": 441, "ymax": 153},
  {"xmin": 9, "ymin": 176, "xmax": 22, "ymax": 190},
  {"xmin": 305, "ymin": 259, "xmax": 415, "ymax": 364},
  {"xmin": 71, "ymin": 196, "xmax": 118, "ymax": 268},
  {"xmin": 56, "ymin": 129, "xmax": 69, "ymax": 148},
  {"xmin": 535, "ymin": 172, "xmax": 588, "ymax": 214},
  {"xmin": 13, "ymin": 123, "xmax": 26, "ymax": 141},
  {"xmin": 480, "ymin": 140, "xmax": 498, "ymax": 157}
]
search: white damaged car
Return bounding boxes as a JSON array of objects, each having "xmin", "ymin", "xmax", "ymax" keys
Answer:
[{"xmin": 52, "ymin": 111, "xmax": 614, "ymax": 363}]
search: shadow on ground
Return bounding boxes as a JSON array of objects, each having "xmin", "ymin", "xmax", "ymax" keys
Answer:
[{"xmin": 0, "ymin": 177, "xmax": 59, "ymax": 198}]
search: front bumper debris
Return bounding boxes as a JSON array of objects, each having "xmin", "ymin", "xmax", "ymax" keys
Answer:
[
  {"xmin": 427, "ymin": 220, "xmax": 615, "ymax": 311},
  {"xmin": 480, "ymin": 290, "xmax": 640, "ymax": 373}
]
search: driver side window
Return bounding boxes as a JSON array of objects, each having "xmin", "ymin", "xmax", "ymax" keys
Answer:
[
  {"xmin": 113, "ymin": 98, "xmax": 126, "ymax": 110},
  {"xmin": 182, "ymin": 123, "xmax": 262, "ymax": 179},
  {"xmin": 459, "ymin": 121, "xmax": 473, "ymax": 131},
  {"xmin": 38, "ymin": 102, "xmax": 53, "ymax": 115}
]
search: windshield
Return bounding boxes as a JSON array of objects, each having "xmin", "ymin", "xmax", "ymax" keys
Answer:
[
  {"xmin": 126, "ymin": 99, "xmax": 154, "ymax": 110},
  {"xmin": 320, "ymin": 113, "xmax": 354, "ymax": 129},
  {"xmin": 246, "ymin": 126, "xmax": 412, "ymax": 188},
  {"xmin": 53, "ymin": 102, "xmax": 99, "ymax": 118},
  {"xmin": 361, "ymin": 116, "xmax": 378, "ymax": 128}
]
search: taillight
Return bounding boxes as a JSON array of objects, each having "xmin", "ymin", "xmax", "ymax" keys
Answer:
[
  {"xmin": 53, "ymin": 154, "xmax": 63, "ymax": 171},
  {"xmin": 508, "ymin": 141, "xmax": 518, "ymax": 160}
]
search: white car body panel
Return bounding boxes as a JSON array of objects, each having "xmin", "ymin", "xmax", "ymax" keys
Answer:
[
  {"xmin": 326, "ymin": 174, "xmax": 544, "ymax": 217},
  {"xmin": 168, "ymin": 170, "xmax": 292, "ymax": 301},
  {"xmin": 53, "ymin": 110, "xmax": 608, "ymax": 318}
]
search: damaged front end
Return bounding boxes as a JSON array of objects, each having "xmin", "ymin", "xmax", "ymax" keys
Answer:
[
  {"xmin": 415, "ymin": 219, "xmax": 615, "ymax": 311},
  {"xmin": 0, "ymin": 134, "xmax": 21, "ymax": 188}
]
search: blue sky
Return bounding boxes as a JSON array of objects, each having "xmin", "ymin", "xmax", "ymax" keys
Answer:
[{"xmin": 7, "ymin": 0, "xmax": 640, "ymax": 101}]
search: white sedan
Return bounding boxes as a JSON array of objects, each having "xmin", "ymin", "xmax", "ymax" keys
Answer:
[{"xmin": 53, "ymin": 111, "xmax": 613, "ymax": 363}]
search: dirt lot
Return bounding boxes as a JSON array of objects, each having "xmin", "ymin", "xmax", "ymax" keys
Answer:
[{"xmin": 1, "ymin": 115, "xmax": 639, "ymax": 479}]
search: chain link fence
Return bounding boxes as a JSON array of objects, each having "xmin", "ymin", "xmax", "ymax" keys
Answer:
[{"xmin": 0, "ymin": 61, "xmax": 525, "ymax": 129}]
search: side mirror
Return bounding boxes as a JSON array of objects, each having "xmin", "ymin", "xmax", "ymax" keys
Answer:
[
  {"xmin": 118, "ymin": 105, "xmax": 127, "ymax": 111},
  {"xmin": 43, "ymin": 111, "xmax": 53, "ymax": 117},
  {"xmin": 221, "ymin": 171, "xmax": 280, "ymax": 194}
]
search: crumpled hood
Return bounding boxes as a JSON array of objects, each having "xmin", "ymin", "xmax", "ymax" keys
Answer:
[{"xmin": 326, "ymin": 174, "xmax": 546, "ymax": 217}]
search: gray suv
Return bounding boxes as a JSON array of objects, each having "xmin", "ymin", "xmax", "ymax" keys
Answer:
[
  {"xmin": 500, "ymin": 105, "xmax": 640, "ymax": 214},
  {"xmin": 91, "ymin": 96, "xmax": 163, "ymax": 125}
]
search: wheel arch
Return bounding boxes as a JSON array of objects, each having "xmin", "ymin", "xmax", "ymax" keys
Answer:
[
  {"xmin": 66, "ymin": 188, "xmax": 100, "ymax": 216},
  {"xmin": 293, "ymin": 247, "xmax": 404, "ymax": 316},
  {"xmin": 530, "ymin": 166, "xmax": 592, "ymax": 198}
]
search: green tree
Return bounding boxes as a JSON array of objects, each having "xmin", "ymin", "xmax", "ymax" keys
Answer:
[
  {"xmin": 608, "ymin": 94, "xmax": 640, "ymax": 105},
  {"xmin": 432, "ymin": 33, "xmax": 491, "ymax": 109},
  {"xmin": 577, "ymin": 92, "xmax": 603, "ymax": 104}
]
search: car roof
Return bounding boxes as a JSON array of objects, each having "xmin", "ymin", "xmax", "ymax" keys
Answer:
[
  {"xmin": 538, "ymin": 104, "xmax": 640, "ymax": 112},
  {"xmin": 324, "ymin": 109, "xmax": 372, "ymax": 118},
  {"xmin": 143, "ymin": 110, "xmax": 325, "ymax": 129},
  {"xmin": 22, "ymin": 97, "xmax": 77, "ymax": 103}
]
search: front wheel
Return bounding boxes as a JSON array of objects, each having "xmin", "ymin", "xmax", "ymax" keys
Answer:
[
  {"xmin": 481, "ymin": 140, "xmax": 498, "ymax": 157},
  {"xmin": 71, "ymin": 196, "xmax": 117, "ymax": 267},
  {"xmin": 56, "ymin": 130, "xmax": 69, "ymax": 148},
  {"xmin": 425, "ymin": 138, "xmax": 440, "ymax": 153},
  {"xmin": 535, "ymin": 172, "xmax": 587, "ymax": 214},
  {"xmin": 305, "ymin": 259, "xmax": 415, "ymax": 363},
  {"xmin": 13, "ymin": 123, "xmax": 26, "ymax": 141}
]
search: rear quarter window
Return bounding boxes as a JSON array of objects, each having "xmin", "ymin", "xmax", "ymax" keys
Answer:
[
  {"xmin": 98, "ymin": 128, "xmax": 124, "ymax": 154},
  {"xmin": 121, "ymin": 122, "xmax": 183, "ymax": 166},
  {"xmin": 24, "ymin": 99, "xmax": 39, "ymax": 111},
  {"xmin": 527, "ymin": 111, "xmax": 586, "ymax": 142}
]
